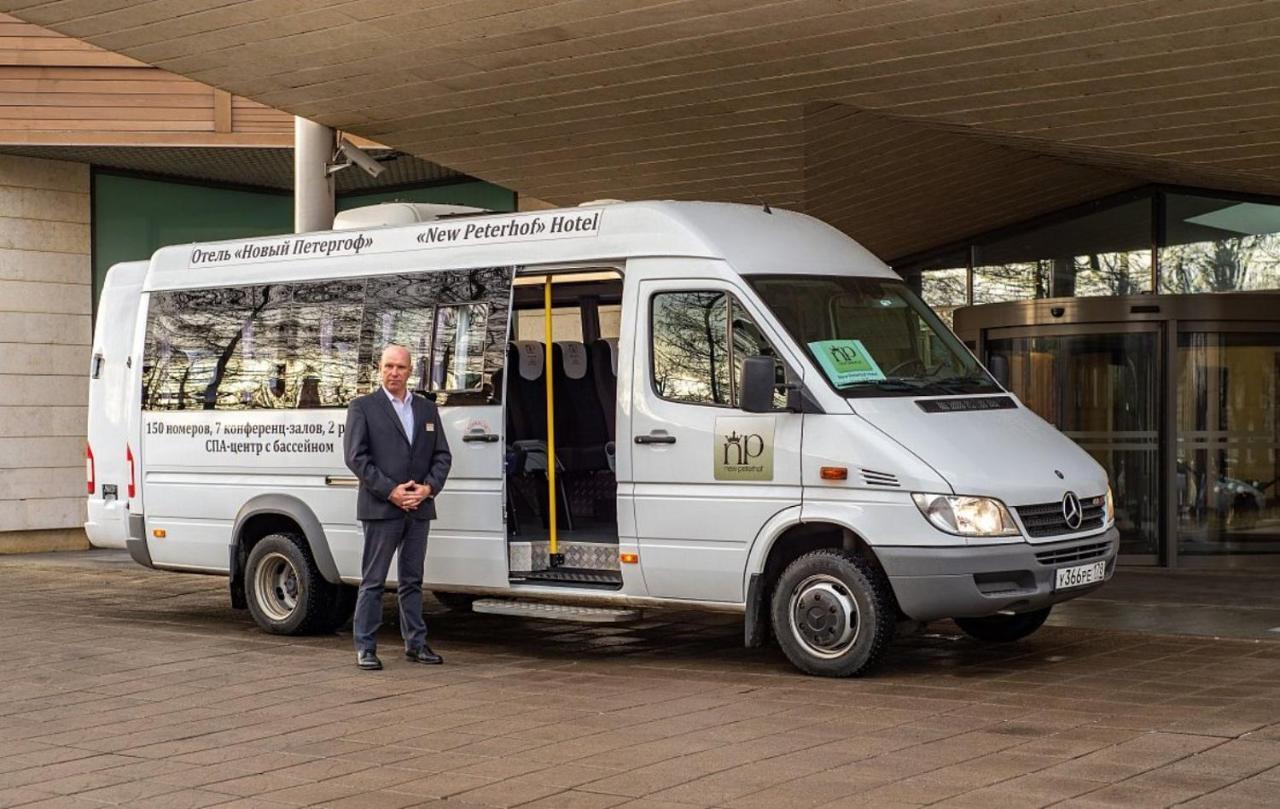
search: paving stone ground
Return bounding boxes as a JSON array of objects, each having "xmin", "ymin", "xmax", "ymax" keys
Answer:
[{"xmin": 2, "ymin": 552, "xmax": 1279, "ymax": 809}]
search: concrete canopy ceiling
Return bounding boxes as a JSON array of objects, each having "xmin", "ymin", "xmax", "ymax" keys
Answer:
[{"xmin": 4, "ymin": 0, "xmax": 1279, "ymax": 260}]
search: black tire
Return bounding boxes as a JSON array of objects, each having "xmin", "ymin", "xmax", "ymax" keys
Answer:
[
  {"xmin": 432, "ymin": 591, "xmax": 477, "ymax": 612},
  {"xmin": 954, "ymin": 606, "xmax": 1051, "ymax": 643},
  {"xmin": 244, "ymin": 532, "xmax": 333, "ymax": 635},
  {"xmin": 770, "ymin": 549, "xmax": 895, "ymax": 677}
]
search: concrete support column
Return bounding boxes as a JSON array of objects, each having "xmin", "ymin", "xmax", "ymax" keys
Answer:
[{"xmin": 294, "ymin": 117, "xmax": 335, "ymax": 233}]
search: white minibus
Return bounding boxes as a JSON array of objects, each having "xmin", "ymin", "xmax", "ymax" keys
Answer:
[
  {"xmin": 85, "ymin": 260, "xmax": 147, "ymax": 549},
  {"xmin": 104, "ymin": 201, "xmax": 1116, "ymax": 677}
]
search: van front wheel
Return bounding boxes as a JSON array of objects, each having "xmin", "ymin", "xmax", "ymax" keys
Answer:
[
  {"xmin": 245, "ymin": 533, "xmax": 331, "ymax": 635},
  {"xmin": 771, "ymin": 549, "xmax": 895, "ymax": 677}
]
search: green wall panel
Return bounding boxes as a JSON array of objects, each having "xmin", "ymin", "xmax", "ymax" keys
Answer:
[
  {"xmin": 338, "ymin": 180, "xmax": 515, "ymax": 212},
  {"xmin": 92, "ymin": 172, "xmax": 291, "ymax": 313}
]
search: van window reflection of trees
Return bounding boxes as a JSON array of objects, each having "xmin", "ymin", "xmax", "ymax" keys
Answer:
[
  {"xmin": 651, "ymin": 291, "xmax": 784, "ymax": 408},
  {"xmin": 142, "ymin": 267, "xmax": 511, "ymax": 411},
  {"xmin": 652, "ymin": 291, "xmax": 730, "ymax": 405}
]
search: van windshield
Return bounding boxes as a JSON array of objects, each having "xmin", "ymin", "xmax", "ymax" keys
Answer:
[{"xmin": 748, "ymin": 275, "xmax": 1000, "ymax": 398}]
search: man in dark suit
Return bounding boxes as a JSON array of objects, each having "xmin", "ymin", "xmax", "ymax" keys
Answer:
[{"xmin": 344, "ymin": 344, "xmax": 452, "ymax": 671}]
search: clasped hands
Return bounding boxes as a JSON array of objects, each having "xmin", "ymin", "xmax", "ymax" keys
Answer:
[{"xmin": 389, "ymin": 480, "xmax": 433, "ymax": 511}]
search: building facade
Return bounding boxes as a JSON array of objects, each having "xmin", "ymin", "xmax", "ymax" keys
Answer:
[{"xmin": 0, "ymin": 14, "xmax": 514, "ymax": 551}]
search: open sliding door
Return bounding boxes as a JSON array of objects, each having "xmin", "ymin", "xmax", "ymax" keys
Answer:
[{"xmin": 402, "ymin": 266, "xmax": 515, "ymax": 589}]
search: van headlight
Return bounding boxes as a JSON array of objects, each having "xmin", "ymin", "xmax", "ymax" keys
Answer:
[
  {"xmin": 911, "ymin": 493, "xmax": 1020, "ymax": 537},
  {"xmin": 1105, "ymin": 484, "xmax": 1115, "ymax": 526}
]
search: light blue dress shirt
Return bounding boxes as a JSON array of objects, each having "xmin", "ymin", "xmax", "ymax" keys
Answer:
[{"xmin": 383, "ymin": 387, "xmax": 414, "ymax": 441}]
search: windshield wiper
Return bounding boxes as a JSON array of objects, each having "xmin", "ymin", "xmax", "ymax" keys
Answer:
[
  {"xmin": 916, "ymin": 374, "xmax": 998, "ymax": 394},
  {"xmin": 840, "ymin": 377, "xmax": 931, "ymax": 393}
]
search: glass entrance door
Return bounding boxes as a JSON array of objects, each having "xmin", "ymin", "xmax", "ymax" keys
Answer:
[
  {"xmin": 1176, "ymin": 327, "xmax": 1280, "ymax": 563},
  {"xmin": 984, "ymin": 324, "xmax": 1162, "ymax": 562}
]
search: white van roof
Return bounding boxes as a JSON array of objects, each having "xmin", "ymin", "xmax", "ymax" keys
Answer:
[
  {"xmin": 144, "ymin": 201, "xmax": 895, "ymax": 291},
  {"xmin": 331, "ymin": 202, "xmax": 490, "ymax": 229}
]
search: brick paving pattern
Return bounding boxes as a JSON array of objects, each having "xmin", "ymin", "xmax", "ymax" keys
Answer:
[{"xmin": 1, "ymin": 553, "xmax": 1279, "ymax": 808}]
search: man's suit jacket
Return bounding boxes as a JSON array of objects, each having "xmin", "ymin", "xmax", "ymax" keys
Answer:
[{"xmin": 343, "ymin": 390, "xmax": 452, "ymax": 522}]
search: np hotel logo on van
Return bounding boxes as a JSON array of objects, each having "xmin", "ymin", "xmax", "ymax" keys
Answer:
[{"xmin": 87, "ymin": 199, "xmax": 1117, "ymax": 677}]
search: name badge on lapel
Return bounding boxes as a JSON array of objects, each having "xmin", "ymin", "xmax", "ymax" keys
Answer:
[{"xmin": 425, "ymin": 422, "xmax": 435, "ymax": 433}]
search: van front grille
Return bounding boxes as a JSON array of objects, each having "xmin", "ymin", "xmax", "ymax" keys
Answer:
[
  {"xmin": 1016, "ymin": 496, "xmax": 1106, "ymax": 538},
  {"xmin": 1034, "ymin": 540, "xmax": 1112, "ymax": 565}
]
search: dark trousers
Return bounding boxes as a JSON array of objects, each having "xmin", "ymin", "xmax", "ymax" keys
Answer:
[{"xmin": 353, "ymin": 515, "xmax": 429, "ymax": 653}]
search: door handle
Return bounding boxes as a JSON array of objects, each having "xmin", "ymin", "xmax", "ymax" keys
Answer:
[
  {"xmin": 635, "ymin": 433, "xmax": 677, "ymax": 445},
  {"xmin": 462, "ymin": 432, "xmax": 500, "ymax": 443}
]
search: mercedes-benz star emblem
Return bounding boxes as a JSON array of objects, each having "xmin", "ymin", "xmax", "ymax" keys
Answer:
[{"xmin": 1062, "ymin": 491, "xmax": 1082, "ymax": 530}]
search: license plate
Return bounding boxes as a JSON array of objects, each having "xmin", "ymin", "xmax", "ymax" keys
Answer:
[{"xmin": 1055, "ymin": 560, "xmax": 1106, "ymax": 590}]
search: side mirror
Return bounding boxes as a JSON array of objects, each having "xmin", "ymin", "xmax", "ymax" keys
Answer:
[{"xmin": 740, "ymin": 356, "xmax": 779, "ymax": 413}]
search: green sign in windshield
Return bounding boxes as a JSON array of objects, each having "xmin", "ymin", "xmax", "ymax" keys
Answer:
[{"xmin": 809, "ymin": 339, "xmax": 885, "ymax": 387}]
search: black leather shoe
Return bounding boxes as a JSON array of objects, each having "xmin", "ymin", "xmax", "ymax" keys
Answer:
[
  {"xmin": 356, "ymin": 650, "xmax": 382, "ymax": 670},
  {"xmin": 405, "ymin": 644, "xmax": 443, "ymax": 664}
]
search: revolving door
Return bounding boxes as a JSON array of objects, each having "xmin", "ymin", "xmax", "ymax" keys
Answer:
[{"xmin": 955, "ymin": 294, "xmax": 1280, "ymax": 567}]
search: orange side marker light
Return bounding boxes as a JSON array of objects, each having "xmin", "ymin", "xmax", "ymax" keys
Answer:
[
  {"xmin": 619, "ymin": 553, "xmax": 639, "ymax": 564},
  {"xmin": 152, "ymin": 529, "xmax": 166, "ymax": 538},
  {"xmin": 820, "ymin": 466, "xmax": 848, "ymax": 481}
]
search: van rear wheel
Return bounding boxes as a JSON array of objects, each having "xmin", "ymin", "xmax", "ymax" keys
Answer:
[
  {"xmin": 954, "ymin": 607, "xmax": 1051, "ymax": 643},
  {"xmin": 245, "ymin": 533, "xmax": 331, "ymax": 635},
  {"xmin": 771, "ymin": 549, "xmax": 895, "ymax": 677}
]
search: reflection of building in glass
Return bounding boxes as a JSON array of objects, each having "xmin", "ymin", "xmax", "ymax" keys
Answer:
[{"xmin": 903, "ymin": 190, "xmax": 1280, "ymax": 311}]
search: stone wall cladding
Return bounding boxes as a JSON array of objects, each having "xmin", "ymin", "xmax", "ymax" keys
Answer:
[{"xmin": 0, "ymin": 154, "xmax": 90, "ymax": 539}]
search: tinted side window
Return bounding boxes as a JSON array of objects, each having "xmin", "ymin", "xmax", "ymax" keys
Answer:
[
  {"xmin": 651, "ymin": 291, "xmax": 730, "ymax": 405},
  {"xmin": 440, "ymin": 268, "xmax": 509, "ymax": 404},
  {"xmin": 363, "ymin": 267, "xmax": 511, "ymax": 406},
  {"xmin": 289, "ymin": 279, "xmax": 365, "ymax": 408},
  {"xmin": 143, "ymin": 285, "xmax": 287, "ymax": 410},
  {"xmin": 650, "ymin": 290, "xmax": 784, "ymax": 409},
  {"xmin": 144, "ymin": 267, "xmax": 512, "ymax": 411},
  {"xmin": 430, "ymin": 303, "xmax": 488, "ymax": 393},
  {"xmin": 364, "ymin": 273, "xmax": 438, "ymax": 395}
]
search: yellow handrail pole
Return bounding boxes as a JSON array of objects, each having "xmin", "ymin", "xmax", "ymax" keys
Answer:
[{"xmin": 544, "ymin": 276, "xmax": 559, "ymax": 561}]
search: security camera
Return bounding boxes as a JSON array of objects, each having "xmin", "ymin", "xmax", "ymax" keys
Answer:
[{"xmin": 331, "ymin": 138, "xmax": 386, "ymax": 178}]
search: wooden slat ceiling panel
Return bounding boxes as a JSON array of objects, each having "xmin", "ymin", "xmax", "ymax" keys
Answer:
[
  {"xmin": 0, "ymin": 10, "xmax": 301, "ymax": 145},
  {"xmin": 6, "ymin": 0, "xmax": 1280, "ymax": 258}
]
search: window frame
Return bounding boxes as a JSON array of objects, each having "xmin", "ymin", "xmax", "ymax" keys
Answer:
[{"xmin": 425, "ymin": 298, "xmax": 492, "ymax": 394}]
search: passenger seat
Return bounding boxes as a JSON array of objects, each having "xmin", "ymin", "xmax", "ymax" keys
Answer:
[
  {"xmin": 552, "ymin": 340, "xmax": 610, "ymax": 472},
  {"xmin": 591, "ymin": 338, "xmax": 618, "ymax": 437}
]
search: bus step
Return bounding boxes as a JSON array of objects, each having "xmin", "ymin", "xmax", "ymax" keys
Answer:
[
  {"xmin": 515, "ymin": 567, "xmax": 624, "ymax": 588},
  {"xmin": 472, "ymin": 599, "xmax": 641, "ymax": 623}
]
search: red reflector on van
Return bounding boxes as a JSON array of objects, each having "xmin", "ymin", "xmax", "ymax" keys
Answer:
[
  {"xmin": 86, "ymin": 445, "xmax": 95, "ymax": 495},
  {"xmin": 126, "ymin": 444, "xmax": 135, "ymax": 499}
]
